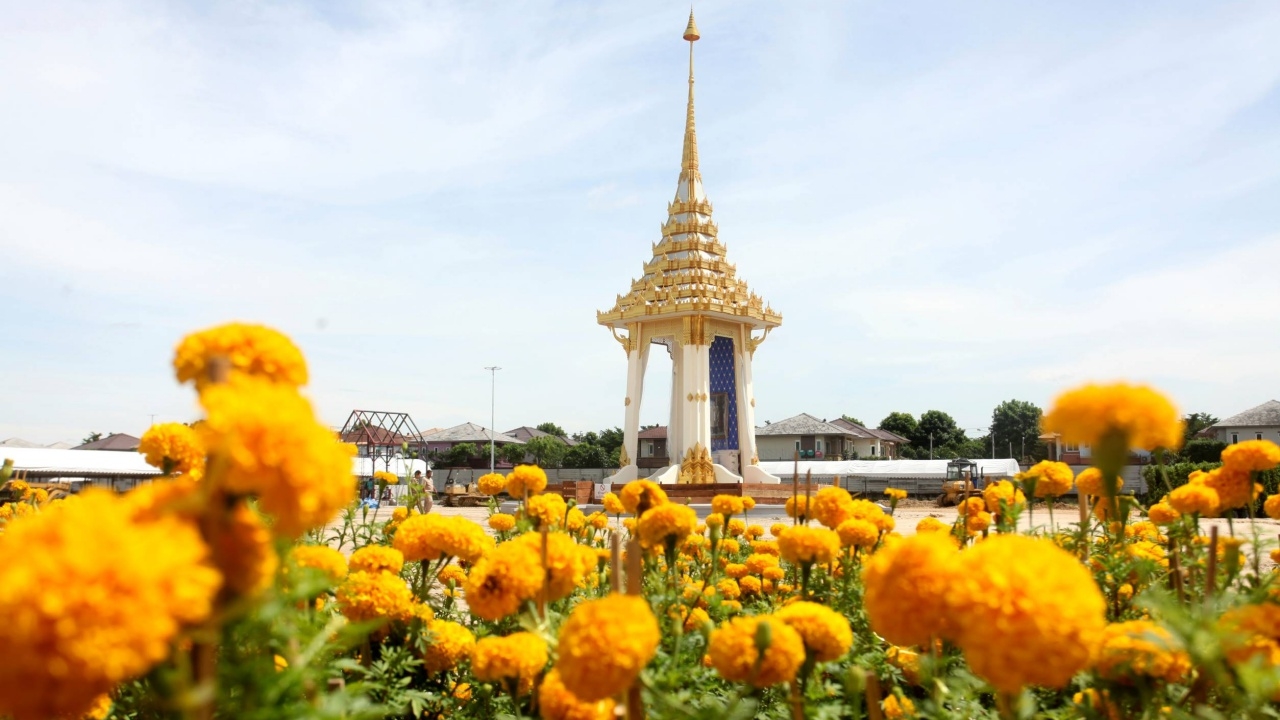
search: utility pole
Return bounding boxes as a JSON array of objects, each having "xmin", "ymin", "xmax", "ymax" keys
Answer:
[
  {"xmin": 929, "ymin": 433, "xmax": 933, "ymax": 460},
  {"xmin": 484, "ymin": 367, "xmax": 501, "ymax": 474}
]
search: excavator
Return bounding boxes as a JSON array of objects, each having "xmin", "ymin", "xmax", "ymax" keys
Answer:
[{"xmin": 936, "ymin": 458, "xmax": 986, "ymax": 507}]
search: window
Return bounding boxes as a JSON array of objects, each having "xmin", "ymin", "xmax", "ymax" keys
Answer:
[
  {"xmin": 816, "ymin": 439, "xmax": 823, "ymax": 453},
  {"xmin": 646, "ymin": 442, "xmax": 654, "ymax": 456},
  {"xmin": 1064, "ymin": 442, "xmax": 1079, "ymax": 452},
  {"xmin": 1232, "ymin": 433, "xmax": 1239, "ymax": 444},
  {"xmin": 710, "ymin": 392, "xmax": 729, "ymax": 439},
  {"xmin": 795, "ymin": 441, "xmax": 800, "ymax": 451},
  {"xmin": 1258, "ymin": 433, "xmax": 1265, "ymax": 441}
]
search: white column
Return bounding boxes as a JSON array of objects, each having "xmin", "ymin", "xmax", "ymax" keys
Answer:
[
  {"xmin": 621, "ymin": 342, "xmax": 650, "ymax": 468},
  {"xmin": 679, "ymin": 342, "xmax": 712, "ymax": 455},
  {"xmin": 735, "ymin": 341, "xmax": 758, "ymax": 465},
  {"xmin": 668, "ymin": 341, "xmax": 683, "ymax": 467}
]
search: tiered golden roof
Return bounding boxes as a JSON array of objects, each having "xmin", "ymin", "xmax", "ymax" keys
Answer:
[{"xmin": 597, "ymin": 13, "xmax": 781, "ymax": 332}]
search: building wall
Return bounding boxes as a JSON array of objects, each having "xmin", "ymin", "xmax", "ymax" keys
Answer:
[
  {"xmin": 1212, "ymin": 426, "xmax": 1280, "ymax": 444},
  {"xmin": 757, "ymin": 434, "xmax": 847, "ymax": 461}
]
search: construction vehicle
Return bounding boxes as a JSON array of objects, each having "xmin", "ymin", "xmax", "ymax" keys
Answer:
[{"xmin": 936, "ymin": 458, "xmax": 985, "ymax": 507}]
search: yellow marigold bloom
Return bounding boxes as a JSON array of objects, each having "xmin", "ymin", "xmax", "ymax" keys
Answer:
[
  {"xmin": 744, "ymin": 552, "xmax": 780, "ymax": 576},
  {"xmin": 739, "ymin": 575, "xmax": 763, "ymax": 596},
  {"xmin": 1073, "ymin": 689, "xmax": 1120, "ymax": 720},
  {"xmin": 704, "ymin": 514, "xmax": 723, "ymax": 529},
  {"xmin": 619, "ymin": 480, "xmax": 667, "ymax": 515},
  {"xmin": 173, "ymin": 322, "xmax": 308, "ymax": 389},
  {"xmin": 1042, "ymin": 382, "xmax": 1183, "ymax": 451},
  {"xmin": 915, "ymin": 516, "xmax": 949, "ymax": 534},
  {"xmin": 959, "ymin": 496, "xmax": 991, "ymax": 534},
  {"xmin": 885, "ymin": 487, "xmax": 908, "ymax": 501},
  {"xmin": 882, "ymin": 695, "xmax": 916, "ymax": 720},
  {"xmin": 725, "ymin": 563, "xmax": 749, "ymax": 579},
  {"xmin": 1261, "ymin": 494, "xmax": 1280, "ymax": 521},
  {"xmin": 1075, "ymin": 467, "xmax": 1125, "ymax": 497},
  {"xmin": 1202, "ymin": 466, "xmax": 1257, "ymax": 510},
  {"xmin": 506, "ymin": 465, "xmax": 548, "ymax": 497},
  {"xmin": 539, "ymin": 668, "xmax": 616, "ymax": 720},
  {"xmin": 982, "ymin": 480, "xmax": 1025, "ymax": 515},
  {"xmin": 784, "ymin": 495, "xmax": 811, "ymax": 521},
  {"xmin": 811, "ymin": 486, "xmax": 856, "ymax": 528},
  {"xmin": 0, "ymin": 489, "xmax": 221, "ymax": 720},
  {"xmin": 435, "ymin": 564, "xmax": 466, "ymax": 587},
  {"xmin": 336, "ymin": 570, "xmax": 415, "ymax": 623},
  {"xmin": 393, "ymin": 514, "xmax": 493, "ymax": 563},
  {"xmin": 743, "ymin": 496, "xmax": 756, "ymax": 510},
  {"xmin": 512, "ymin": 531, "xmax": 595, "ymax": 601},
  {"xmin": 1093, "ymin": 620, "xmax": 1190, "ymax": 683},
  {"xmin": 769, "ymin": 522, "xmax": 787, "ymax": 537},
  {"xmin": 727, "ymin": 518, "xmax": 747, "ymax": 537},
  {"xmin": 862, "ymin": 532, "xmax": 958, "ymax": 646},
  {"xmin": 763, "ymin": 566, "xmax": 786, "ymax": 581},
  {"xmin": 565, "ymin": 507, "xmax": 586, "ymax": 532},
  {"xmin": 422, "ymin": 619, "xmax": 475, "ymax": 674},
  {"xmin": 1125, "ymin": 520, "xmax": 1163, "ymax": 543},
  {"xmin": 637, "ymin": 502, "xmax": 698, "ymax": 548},
  {"xmin": 8, "ymin": 479, "xmax": 31, "ymax": 498},
  {"xmin": 1168, "ymin": 482, "xmax": 1219, "ymax": 516},
  {"xmin": 622, "ymin": 517, "xmax": 636, "ymax": 533},
  {"xmin": 1017, "ymin": 460, "xmax": 1074, "ymax": 497},
  {"xmin": 373, "ymin": 470, "xmax": 399, "ymax": 485},
  {"xmin": 717, "ymin": 578, "xmax": 742, "ymax": 601},
  {"xmin": 778, "ymin": 525, "xmax": 840, "ymax": 565},
  {"xmin": 712, "ymin": 494, "xmax": 745, "ymax": 517},
  {"xmin": 1148, "ymin": 501, "xmax": 1181, "ymax": 525},
  {"xmin": 488, "ymin": 512, "xmax": 516, "ymax": 532},
  {"xmin": 83, "ymin": 694, "xmax": 113, "ymax": 720},
  {"xmin": 745, "ymin": 524, "xmax": 764, "ymax": 539},
  {"xmin": 138, "ymin": 422, "xmax": 205, "ymax": 476},
  {"xmin": 751, "ymin": 539, "xmax": 781, "ymax": 557},
  {"xmin": 1222, "ymin": 439, "xmax": 1280, "ymax": 473},
  {"xmin": 198, "ymin": 376, "xmax": 355, "ymax": 537},
  {"xmin": 525, "ymin": 492, "xmax": 567, "ymax": 529},
  {"xmin": 775, "ymin": 601, "xmax": 853, "ymax": 662},
  {"xmin": 471, "ymin": 632, "xmax": 547, "ymax": 686},
  {"xmin": 289, "ymin": 544, "xmax": 348, "ymax": 582},
  {"xmin": 556, "ymin": 594, "xmax": 660, "ymax": 702},
  {"xmin": 213, "ymin": 502, "xmax": 278, "ymax": 597},
  {"xmin": 837, "ymin": 518, "xmax": 880, "ymax": 548},
  {"xmin": 951, "ymin": 535, "xmax": 1107, "ymax": 693},
  {"xmin": 463, "ymin": 540, "xmax": 543, "ymax": 620},
  {"xmin": 708, "ymin": 615, "xmax": 806, "ymax": 687},
  {"xmin": 588, "ymin": 511, "xmax": 609, "ymax": 530},
  {"xmin": 886, "ymin": 646, "xmax": 921, "ymax": 685},
  {"xmin": 30, "ymin": 488, "xmax": 49, "ymax": 505},
  {"xmin": 349, "ymin": 545, "xmax": 405, "ymax": 576},
  {"xmin": 681, "ymin": 605, "xmax": 712, "ymax": 631},
  {"xmin": 720, "ymin": 538, "xmax": 741, "ymax": 555},
  {"xmin": 391, "ymin": 506, "xmax": 410, "ymax": 522},
  {"xmin": 602, "ymin": 491, "xmax": 625, "ymax": 515},
  {"xmin": 477, "ymin": 472, "xmax": 507, "ymax": 495}
]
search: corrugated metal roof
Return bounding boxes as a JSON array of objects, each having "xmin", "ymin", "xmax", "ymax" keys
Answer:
[{"xmin": 420, "ymin": 423, "xmax": 524, "ymax": 445}]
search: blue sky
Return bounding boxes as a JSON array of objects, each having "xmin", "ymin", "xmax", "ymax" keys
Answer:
[{"xmin": 2, "ymin": 0, "xmax": 1278, "ymax": 444}]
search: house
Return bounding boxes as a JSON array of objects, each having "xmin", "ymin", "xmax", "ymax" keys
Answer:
[
  {"xmin": 72, "ymin": 433, "xmax": 142, "ymax": 451},
  {"xmin": 340, "ymin": 425, "xmax": 412, "ymax": 458},
  {"xmin": 637, "ymin": 426, "xmax": 670, "ymax": 469},
  {"xmin": 419, "ymin": 423, "xmax": 523, "ymax": 468},
  {"xmin": 1206, "ymin": 400, "xmax": 1280, "ymax": 445},
  {"xmin": 755, "ymin": 414, "xmax": 861, "ymax": 461},
  {"xmin": 828, "ymin": 418, "xmax": 908, "ymax": 459},
  {"xmin": 1039, "ymin": 433, "xmax": 1152, "ymax": 465},
  {"xmin": 504, "ymin": 427, "xmax": 578, "ymax": 447}
]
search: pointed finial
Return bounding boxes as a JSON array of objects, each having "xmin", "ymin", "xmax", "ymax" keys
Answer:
[{"xmin": 683, "ymin": 10, "xmax": 700, "ymax": 42}]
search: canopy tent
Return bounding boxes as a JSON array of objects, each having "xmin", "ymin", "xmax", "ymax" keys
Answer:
[
  {"xmin": 353, "ymin": 457, "xmax": 429, "ymax": 480},
  {"xmin": 757, "ymin": 458, "xmax": 1022, "ymax": 479}
]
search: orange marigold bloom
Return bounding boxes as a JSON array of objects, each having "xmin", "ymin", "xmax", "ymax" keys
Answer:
[
  {"xmin": 1148, "ymin": 501, "xmax": 1181, "ymax": 525},
  {"xmin": 777, "ymin": 525, "xmax": 840, "ymax": 565},
  {"xmin": 336, "ymin": 570, "xmax": 415, "ymax": 623},
  {"xmin": 711, "ymin": 494, "xmax": 745, "ymax": 517},
  {"xmin": 212, "ymin": 501, "xmax": 278, "ymax": 597},
  {"xmin": 637, "ymin": 503, "xmax": 698, "ymax": 548},
  {"xmin": 1222, "ymin": 439, "xmax": 1280, "ymax": 473},
  {"xmin": 751, "ymin": 539, "xmax": 781, "ymax": 557},
  {"xmin": 725, "ymin": 563, "xmax": 749, "ymax": 579},
  {"xmin": 811, "ymin": 486, "xmax": 856, "ymax": 528},
  {"xmin": 769, "ymin": 522, "xmax": 788, "ymax": 538},
  {"xmin": 716, "ymin": 578, "xmax": 741, "ymax": 601},
  {"xmin": 477, "ymin": 472, "xmax": 507, "ymax": 495},
  {"xmin": 1093, "ymin": 620, "xmax": 1190, "ymax": 683},
  {"xmin": 138, "ymin": 422, "xmax": 205, "ymax": 477},
  {"xmin": 525, "ymin": 492, "xmax": 568, "ymax": 529},
  {"xmin": 289, "ymin": 544, "xmax": 348, "ymax": 582},
  {"xmin": 739, "ymin": 575, "xmax": 763, "ymax": 596},
  {"xmin": 1168, "ymin": 482, "xmax": 1220, "ymax": 516},
  {"xmin": 727, "ymin": 518, "xmax": 746, "ymax": 537},
  {"xmin": 556, "ymin": 594, "xmax": 660, "ymax": 702},
  {"xmin": 951, "ymin": 535, "xmax": 1107, "ymax": 693},
  {"xmin": 744, "ymin": 552, "xmax": 780, "ymax": 575},
  {"xmin": 349, "ymin": 545, "xmax": 405, "ymax": 576},
  {"xmin": 982, "ymin": 480, "xmax": 1025, "ymax": 516},
  {"xmin": 393, "ymin": 514, "xmax": 493, "ymax": 563},
  {"xmin": 602, "ymin": 492, "xmax": 625, "ymax": 515},
  {"xmin": 836, "ymin": 518, "xmax": 880, "ymax": 548},
  {"xmin": 512, "ymin": 531, "xmax": 595, "ymax": 601},
  {"xmin": 861, "ymin": 532, "xmax": 958, "ymax": 647},
  {"xmin": 422, "ymin": 619, "xmax": 475, "ymax": 674},
  {"xmin": 784, "ymin": 495, "xmax": 811, "ymax": 522},
  {"xmin": 1264, "ymin": 494, "xmax": 1280, "ymax": 521},
  {"xmin": 173, "ymin": 322, "xmax": 308, "ymax": 390},
  {"xmin": 775, "ymin": 601, "xmax": 853, "ymax": 662},
  {"xmin": 471, "ymin": 632, "xmax": 547, "ymax": 686},
  {"xmin": 1017, "ymin": 460, "xmax": 1074, "ymax": 497},
  {"xmin": 539, "ymin": 668, "xmax": 616, "ymax": 720},
  {"xmin": 463, "ymin": 540, "xmax": 543, "ymax": 621},
  {"xmin": 882, "ymin": 695, "xmax": 916, "ymax": 719},
  {"xmin": 1202, "ymin": 466, "xmax": 1258, "ymax": 511},
  {"xmin": 505, "ymin": 465, "xmax": 548, "ymax": 497},
  {"xmin": 489, "ymin": 512, "xmax": 516, "ymax": 532},
  {"xmin": 1042, "ymin": 382, "xmax": 1183, "ymax": 451},
  {"xmin": 1074, "ymin": 467, "xmax": 1125, "ymax": 497},
  {"xmin": 437, "ymin": 564, "xmax": 467, "ymax": 587},
  {"xmin": 708, "ymin": 615, "xmax": 806, "ymax": 687},
  {"xmin": 619, "ymin": 480, "xmax": 667, "ymax": 515},
  {"xmin": 915, "ymin": 516, "xmax": 949, "ymax": 534}
]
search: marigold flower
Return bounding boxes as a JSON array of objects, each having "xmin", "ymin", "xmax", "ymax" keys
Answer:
[
  {"xmin": 525, "ymin": 492, "xmax": 568, "ymax": 529},
  {"xmin": 882, "ymin": 695, "xmax": 915, "ymax": 719},
  {"xmin": 1201, "ymin": 466, "xmax": 1257, "ymax": 510},
  {"xmin": 556, "ymin": 594, "xmax": 660, "ymax": 701},
  {"xmin": 777, "ymin": 525, "xmax": 840, "ymax": 565},
  {"xmin": 951, "ymin": 535, "xmax": 1107, "ymax": 693},
  {"xmin": 769, "ymin": 522, "xmax": 787, "ymax": 537},
  {"xmin": 719, "ymin": 538, "xmax": 741, "ymax": 555},
  {"xmin": 1042, "ymin": 382, "xmax": 1183, "ymax": 451},
  {"xmin": 862, "ymin": 532, "xmax": 958, "ymax": 646},
  {"xmin": 763, "ymin": 566, "xmax": 786, "ymax": 581},
  {"xmin": 619, "ymin": 480, "xmax": 667, "ymax": 515},
  {"xmin": 463, "ymin": 540, "xmax": 543, "ymax": 620},
  {"xmin": 83, "ymin": 694, "xmax": 113, "ymax": 720},
  {"xmin": 138, "ymin": 422, "xmax": 205, "ymax": 477},
  {"xmin": 477, "ymin": 472, "xmax": 507, "ymax": 495},
  {"xmin": 915, "ymin": 516, "xmax": 949, "ymax": 534},
  {"xmin": 471, "ymin": 632, "xmax": 547, "ymax": 686},
  {"xmin": 434, "ymin": 564, "xmax": 466, "ymax": 588},
  {"xmin": 1148, "ymin": 501, "xmax": 1181, "ymax": 525},
  {"xmin": 565, "ymin": 507, "xmax": 587, "ymax": 532},
  {"xmin": 1074, "ymin": 467, "xmax": 1124, "ymax": 497},
  {"xmin": 1016, "ymin": 460, "xmax": 1073, "ymax": 497},
  {"xmin": 681, "ymin": 606, "xmax": 712, "ymax": 631},
  {"xmin": 588, "ymin": 511, "xmax": 609, "ymax": 530},
  {"xmin": 289, "ymin": 544, "xmax": 348, "ymax": 582},
  {"xmin": 511, "ymin": 531, "xmax": 595, "ymax": 601},
  {"xmin": 716, "ymin": 578, "xmax": 742, "ymax": 601},
  {"xmin": 775, "ymin": 601, "xmax": 853, "ymax": 662},
  {"xmin": 739, "ymin": 575, "xmax": 763, "ymax": 596},
  {"xmin": 422, "ymin": 619, "xmax": 475, "ymax": 674},
  {"xmin": 743, "ymin": 496, "xmax": 756, "ymax": 510},
  {"xmin": 745, "ymin": 524, "xmax": 764, "ymax": 539},
  {"xmin": 173, "ymin": 322, "xmax": 308, "ymax": 390},
  {"xmin": 1073, "ymin": 689, "xmax": 1120, "ymax": 720},
  {"xmin": 811, "ymin": 486, "xmax": 856, "ymax": 528},
  {"xmin": 886, "ymin": 646, "xmax": 921, "ymax": 685},
  {"xmin": 1093, "ymin": 620, "xmax": 1190, "ymax": 683},
  {"xmin": 727, "ymin": 518, "xmax": 746, "ymax": 537},
  {"xmin": 0, "ymin": 490, "xmax": 221, "ymax": 720},
  {"xmin": 982, "ymin": 480, "xmax": 1025, "ymax": 516},
  {"xmin": 784, "ymin": 495, "xmax": 811, "ymax": 522},
  {"xmin": 539, "ymin": 667, "xmax": 616, "ymax": 720},
  {"xmin": 837, "ymin": 518, "xmax": 879, "ymax": 548},
  {"xmin": 885, "ymin": 487, "xmax": 908, "ymax": 501},
  {"xmin": 959, "ymin": 496, "xmax": 991, "ymax": 535},
  {"xmin": 708, "ymin": 615, "xmax": 806, "ymax": 687},
  {"xmin": 373, "ymin": 470, "xmax": 399, "ymax": 485},
  {"xmin": 489, "ymin": 512, "xmax": 516, "ymax": 532},
  {"xmin": 394, "ymin": 514, "xmax": 493, "ymax": 564},
  {"xmin": 712, "ymin": 494, "xmax": 745, "ymax": 517},
  {"xmin": 744, "ymin": 552, "xmax": 780, "ymax": 576},
  {"xmin": 1168, "ymin": 482, "xmax": 1220, "ymax": 516},
  {"xmin": 213, "ymin": 501, "xmax": 278, "ymax": 597},
  {"xmin": 349, "ymin": 545, "xmax": 405, "ymax": 576},
  {"xmin": 602, "ymin": 491, "xmax": 625, "ymax": 515},
  {"xmin": 336, "ymin": 570, "xmax": 416, "ymax": 623},
  {"xmin": 198, "ymin": 376, "xmax": 355, "ymax": 537},
  {"xmin": 501, "ymin": 465, "xmax": 544, "ymax": 498},
  {"xmin": 1222, "ymin": 439, "xmax": 1280, "ymax": 473},
  {"xmin": 637, "ymin": 502, "xmax": 698, "ymax": 548},
  {"xmin": 751, "ymin": 539, "xmax": 781, "ymax": 557}
]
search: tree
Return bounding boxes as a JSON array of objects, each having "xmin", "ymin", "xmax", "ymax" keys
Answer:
[
  {"xmin": 990, "ymin": 399, "xmax": 1043, "ymax": 461},
  {"xmin": 444, "ymin": 443, "xmax": 478, "ymax": 468},
  {"xmin": 597, "ymin": 427, "xmax": 624, "ymax": 456},
  {"xmin": 499, "ymin": 443, "xmax": 527, "ymax": 465},
  {"xmin": 81, "ymin": 431, "xmax": 103, "ymax": 445},
  {"xmin": 841, "ymin": 415, "xmax": 865, "ymax": 426},
  {"xmin": 525, "ymin": 435, "xmax": 567, "ymax": 468},
  {"xmin": 1183, "ymin": 438, "xmax": 1226, "ymax": 463},
  {"xmin": 1182, "ymin": 413, "xmax": 1219, "ymax": 448},
  {"xmin": 536, "ymin": 422, "xmax": 567, "ymax": 438},
  {"xmin": 912, "ymin": 411, "xmax": 965, "ymax": 452},
  {"xmin": 879, "ymin": 413, "xmax": 917, "ymax": 440},
  {"xmin": 563, "ymin": 443, "xmax": 607, "ymax": 469}
]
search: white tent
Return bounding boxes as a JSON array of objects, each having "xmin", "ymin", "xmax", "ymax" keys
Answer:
[
  {"xmin": 353, "ymin": 457, "xmax": 429, "ymax": 479},
  {"xmin": 758, "ymin": 458, "xmax": 1022, "ymax": 480}
]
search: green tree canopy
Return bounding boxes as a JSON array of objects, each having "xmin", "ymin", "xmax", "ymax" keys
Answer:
[
  {"xmin": 444, "ymin": 442, "xmax": 478, "ymax": 468},
  {"xmin": 536, "ymin": 422, "xmax": 567, "ymax": 437},
  {"xmin": 1182, "ymin": 412, "xmax": 1219, "ymax": 448},
  {"xmin": 878, "ymin": 412, "xmax": 917, "ymax": 439},
  {"xmin": 499, "ymin": 442, "xmax": 527, "ymax": 465},
  {"xmin": 563, "ymin": 443, "xmax": 607, "ymax": 469},
  {"xmin": 841, "ymin": 415, "xmax": 865, "ymax": 426},
  {"xmin": 990, "ymin": 399, "xmax": 1043, "ymax": 460},
  {"xmin": 525, "ymin": 435, "xmax": 567, "ymax": 468},
  {"xmin": 81, "ymin": 431, "xmax": 103, "ymax": 445},
  {"xmin": 913, "ymin": 410, "xmax": 965, "ymax": 451}
]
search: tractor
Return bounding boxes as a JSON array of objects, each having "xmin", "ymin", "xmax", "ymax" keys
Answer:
[{"xmin": 936, "ymin": 458, "xmax": 985, "ymax": 507}]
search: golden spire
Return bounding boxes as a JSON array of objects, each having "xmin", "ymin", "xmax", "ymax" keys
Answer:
[{"xmin": 680, "ymin": 10, "xmax": 700, "ymax": 177}]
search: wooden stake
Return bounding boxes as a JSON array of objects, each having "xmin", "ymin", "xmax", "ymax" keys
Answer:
[
  {"xmin": 610, "ymin": 531, "xmax": 622, "ymax": 592},
  {"xmin": 865, "ymin": 674, "xmax": 885, "ymax": 720},
  {"xmin": 624, "ymin": 537, "xmax": 644, "ymax": 719},
  {"xmin": 1206, "ymin": 525, "xmax": 1219, "ymax": 600}
]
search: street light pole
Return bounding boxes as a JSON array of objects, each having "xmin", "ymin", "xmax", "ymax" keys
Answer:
[{"xmin": 485, "ymin": 366, "xmax": 501, "ymax": 474}]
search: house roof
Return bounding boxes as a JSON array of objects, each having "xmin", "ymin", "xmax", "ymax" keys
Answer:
[
  {"xmin": 755, "ymin": 413, "xmax": 855, "ymax": 437},
  {"xmin": 505, "ymin": 426, "xmax": 577, "ymax": 446},
  {"xmin": 829, "ymin": 418, "xmax": 909, "ymax": 444},
  {"xmin": 638, "ymin": 426, "xmax": 668, "ymax": 439},
  {"xmin": 1212, "ymin": 400, "xmax": 1280, "ymax": 429},
  {"xmin": 0, "ymin": 438, "xmax": 41, "ymax": 448},
  {"xmin": 72, "ymin": 433, "xmax": 141, "ymax": 451},
  {"xmin": 420, "ymin": 423, "xmax": 524, "ymax": 445}
]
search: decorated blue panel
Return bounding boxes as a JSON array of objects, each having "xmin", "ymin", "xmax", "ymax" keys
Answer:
[{"xmin": 709, "ymin": 336, "xmax": 738, "ymax": 451}]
